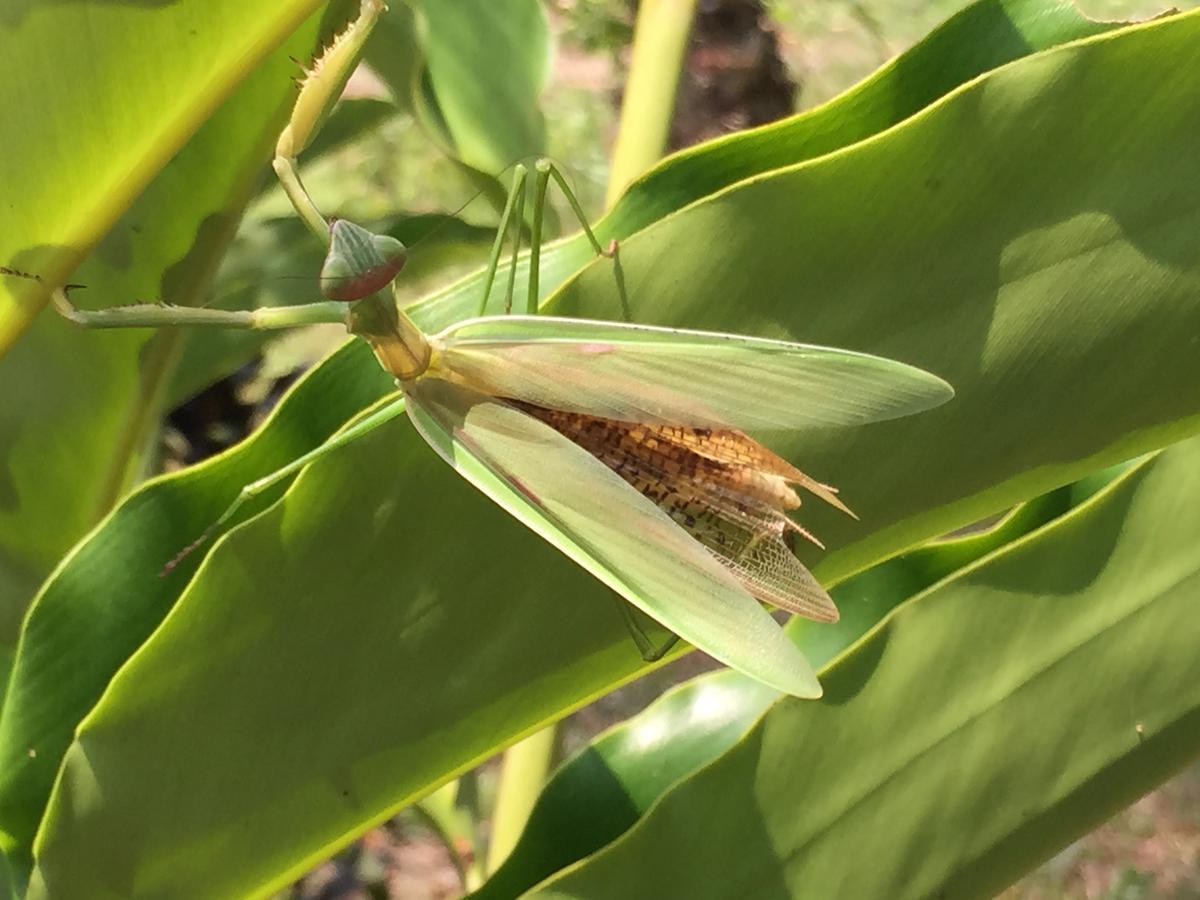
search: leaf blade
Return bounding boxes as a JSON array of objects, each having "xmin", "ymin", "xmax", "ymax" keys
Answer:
[{"xmin": 526, "ymin": 433, "xmax": 1200, "ymax": 899}]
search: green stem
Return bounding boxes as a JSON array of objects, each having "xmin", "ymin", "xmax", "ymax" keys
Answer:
[
  {"xmin": 605, "ymin": 0, "xmax": 698, "ymax": 209},
  {"xmin": 486, "ymin": 727, "xmax": 558, "ymax": 874},
  {"xmin": 483, "ymin": 4, "xmax": 698, "ymax": 870},
  {"xmin": 410, "ymin": 780, "xmax": 486, "ymax": 892},
  {"xmin": 96, "ymin": 329, "xmax": 183, "ymax": 518}
]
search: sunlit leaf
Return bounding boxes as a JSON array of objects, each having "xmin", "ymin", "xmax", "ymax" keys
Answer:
[
  {"xmin": 527, "ymin": 433, "xmax": 1200, "ymax": 898},
  {"xmin": 5, "ymin": 4, "xmax": 1198, "ymax": 896}
]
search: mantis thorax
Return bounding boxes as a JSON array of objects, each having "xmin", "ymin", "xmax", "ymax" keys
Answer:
[{"xmin": 348, "ymin": 293, "xmax": 431, "ymax": 381}]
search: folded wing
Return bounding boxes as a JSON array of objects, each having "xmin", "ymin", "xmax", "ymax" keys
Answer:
[
  {"xmin": 431, "ymin": 315, "xmax": 954, "ymax": 432},
  {"xmin": 511, "ymin": 402, "xmax": 840, "ymax": 622},
  {"xmin": 406, "ymin": 377, "xmax": 824, "ymax": 698}
]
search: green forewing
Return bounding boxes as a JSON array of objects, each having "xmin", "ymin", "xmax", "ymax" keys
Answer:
[
  {"xmin": 405, "ymin": 379, "xmax": 822, "ymax": 699},
  {"xmin": 432, "ymin": 316, "xmax": 954, "ymax": 431}
]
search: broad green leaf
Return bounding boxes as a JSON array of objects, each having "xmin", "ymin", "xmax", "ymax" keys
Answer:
[
  {"xmin": 7, "ymin": 5, "xmax": 1197, "ymax": 896},
  {"xmin": 408, "ymin": 0, "xmax": 550, "ymax": 174},
  {"xmin": 610, "ymin": 0, "xmax": 1118, "ymax": 236},
  {"xmin": 475, "ymin": 480, "xmax": 1113, "ymax": 897},
  {"xmin": 452, "ymin": 0, "xmax": 1124, "ymax": 319},
  {"xmin": 0, "ymin": 851, "xmax": 13, "ymax": 900},
  {"xmin": 555, "ymin": 8, "xmax": 1200, "ymax": 580},
  {"xmin": 529, "ymin": 433, "xmax": 1200, "ymax": 898},
  {"xmin": 362, "ymin": 2, "xmax": 423, "ymax": 114},
  {"xmin": 0, "ymin": 0, "xmax": 332, "ymax": 641},
  {"xmin": 474, "ymin": 667, "xmax": 782, "ymax": 900},
  {"xmin": 367, "ymin": 0, "xmax": 549, "ymax": 212}
]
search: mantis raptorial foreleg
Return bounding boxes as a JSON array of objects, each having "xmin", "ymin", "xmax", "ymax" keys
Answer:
[
  {"xmin": 273, "ymin": 0, "xmax": 386, "ymax": 244},
  {"xmin": 0, "ymin": 267, "xmax": 349, "ymax": 331},
  {"xmin": 10, "ymin": 0, "xmax": 619, "ymax": 329},
  {"xmin": 4, "ymin": 0, "xmax": 640, "ymax": 633}
]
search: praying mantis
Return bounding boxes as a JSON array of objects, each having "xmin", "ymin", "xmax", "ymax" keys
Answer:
[{"xmin": 3, "ymin": 0, "xmax": 952, "ymax": 698}]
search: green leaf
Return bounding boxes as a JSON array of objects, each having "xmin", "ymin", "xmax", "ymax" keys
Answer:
[
  {"xmin": 6, "ymin": 4, "xmax": 1197, "ymax": 896},
  {"xmin": 474, "ymin": 667, "xmax": 782, "ymax": 900},
  {"xmin": 0, "ymin": 0, "xmax": 332, "ymax": 638},
  {"xmin": 0, "ymin": 342, "xmax": 396, "ymax": 883},
  {"xmin": 0, "ymin": 850, "xmax": 14, "ymax": 900},
  {"xmin": 555, "ymin": 7, "xmax": 1200, "ymax": 582},
  {"xmin": 526, "ymin": 433, "xmax": 1200, "ymax": 898},
  {"xmin": 362, "ymin": 2, "xmax": 423, "ymax": 114},
  {"xmin": 427, "ymin": 0, "xmax": 1128, "ymax": 321},
  {"xmin": 372, "ymin": 0, "xmax": 552, "ymax": 222},
  {"xmin": 368, "ymin": 0, "xmax": 550, "ymax": 213},
  {"xmin": 474, "ymin": 479, "xmax": 1117, "ymax": 897},
  {"xmin": 408, "ymin": 0, "xmax": 550, "ymax": 174},
  {"xmin": 604, "ymin": 0, "xmax": 1120, "ymax": 257}
]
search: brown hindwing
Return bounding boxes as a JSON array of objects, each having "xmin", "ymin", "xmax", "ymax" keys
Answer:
[{"xmin": 508, "ymin": 401, "xmax": 846, "ymax": 622}]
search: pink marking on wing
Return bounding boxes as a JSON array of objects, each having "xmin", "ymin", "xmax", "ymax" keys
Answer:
[
  {"xmin": 507, "ymin": 474, "xmax": 542, "ymax": 505},
  {"xmin": 579, "ymin": 342, "xmax": 616, "ymax": 355},
  {"xmin": 454, "ymin": 421, "xmax": 543, "ymax": 504}
]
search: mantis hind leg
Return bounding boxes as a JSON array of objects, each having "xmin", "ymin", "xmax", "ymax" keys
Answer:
[
  {"xmin": 474, "ymin": 158, "xmax": 628, "ymax": 320},
  {"xmin": 163, "ymin": 394, "xmax": 408, "ymax": 574},
  {"xmin": 614, "ymin": 597, "xmax": 682, "ymax": 663}
]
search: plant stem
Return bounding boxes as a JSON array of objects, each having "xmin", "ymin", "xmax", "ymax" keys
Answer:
[
  {"xmin": 486, "ymin": 726, "xmax": 557, "ymax": 874},
  {"xmin": 605, "ymin": 0, "xmax": 698, "ymax": 209},
  {"xmin": 484, "ymin": 2, "xmax": 698, "ymax": 873}
]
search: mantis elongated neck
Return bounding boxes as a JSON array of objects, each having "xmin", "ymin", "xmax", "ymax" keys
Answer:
[{"xmin": 348, "ymin": 294, "xmax": 431, "ymax": 381}]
